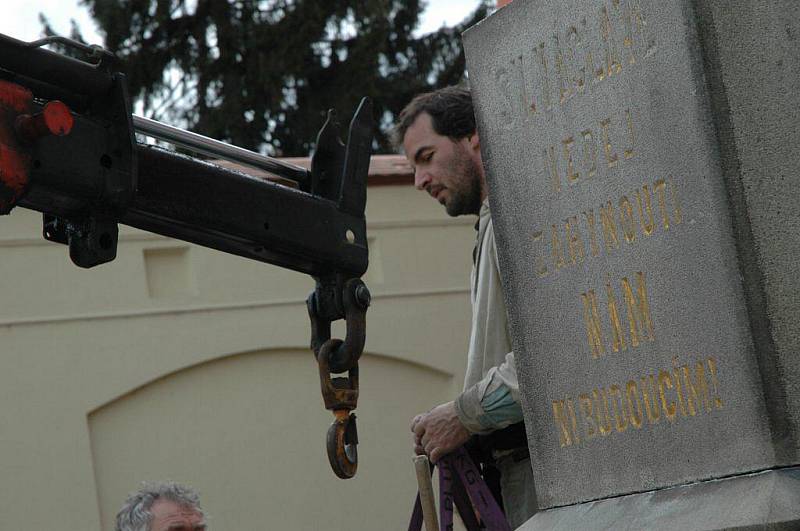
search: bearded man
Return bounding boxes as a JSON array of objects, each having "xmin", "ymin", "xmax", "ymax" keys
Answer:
[{"xmin": 395, "ymin": 86, "xmax": 538, "ymax": 528}]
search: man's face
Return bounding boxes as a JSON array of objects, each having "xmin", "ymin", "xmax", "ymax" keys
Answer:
[
  {"xmin": 403, "ymin": 112, "xmax": 484, "ymax": 217},
  {"xmin": 149, "ymin": 499, "xmax": 206, "ymax": 531}
]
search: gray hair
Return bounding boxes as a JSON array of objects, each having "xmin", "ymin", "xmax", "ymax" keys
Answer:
[{"xmin": 115, "ymin": 481, "xmax": 206, "ymax": 531}]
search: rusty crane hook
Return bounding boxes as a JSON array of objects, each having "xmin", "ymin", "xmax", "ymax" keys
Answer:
[{"xmin": 317, "ymin": 338, "xmax": 360, "ymax": 478}]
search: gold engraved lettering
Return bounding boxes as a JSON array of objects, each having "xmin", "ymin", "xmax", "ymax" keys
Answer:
[
  {"xmin": 681, "ymin": 360, "xmax": 712, "ymax": 415},
  {"xmin": 566, "ymin": 397, "xmax": 581, "ymax": 444},
  {"xmin": 626, "ymin": 0, "xmax": 653, "ymax": 64},
  {"xmin": 672, "ymin": 358, "xmax": 689, "ymax": 416},
  {"xmin": 621, "ymin": 1, "xmax": 635, "ymax": 64},
  {"xmin": 555, "ymin": 33, "xmax": 573, "ymax": 104},
  {"xmin": 579, "ymin": 393, "xmax": 597, "ymax": 439},
  {"xmin": 553, "ymin": 357, "xmax": 723, "ymax": 448},
  {"xmin": 552, "ymin": 400, "xmax": 573, "ymax": 447},
  {"xmin": 609, "ymin": 384, "xmax": 628, "ymax": 432},
  {"xmin": 532, "ymin": 230, "xmax": 549, "ymax": 278},
  {"xmin": 580, "ymin": 129, "xmax": 598, "ymax": 178},
  {"xmin": 621, "ymin": 272, "xmax": 655, "ymax": 347},
  {"xmin": 567, "ymin": 25, "xmax": 586, "ymax": 93},
  {"xmin": 506, "ymin": 2, "xmax": 654, "ymax": 126},
  {"xmin": 626, "ymin": 380, "xmax": 643, "ymax": 428},
  {"xmin": 590, "ymin": 8, "xmax": 607, "ymax": 83},
  {"xmin": 599, "ymin": 201, "xmax": 619, "ymax": 251},
  {"xmin": 658, "ymin": 370, "xmax": 676, "ymax": 421},
  {"xmin": 546, "ymin": 146, "xmax": 560, "ymax": 193},
  {"xmin": 537, "ymin": 175, "xmax": 687, "ymax": 281},
  {"xmin": 590, "ymin": 37, "xmax": 605, "ymax": 82},
  {"xmin": 593, "ymin": 388, "xmax": 613, "ymax": 435},
  {"xmin": 708, "ymin": 357, "xmax": 724, "ymax": 409},
  {"xmin": 599, "ymin": 117, "xmax": 619, "ymax": 168},
  {"xmin": 583, "ymin": 210, "xmax": 600, "ymax": 257},
  {"xmin": 640, "ymin": 374, "xmax": 661, "ymax": 423},
  {"xmin": 581, "ymin": 290, "xmax": 605, "ymax": 358},
  {"xmin": 551, "ymin": 224, "xmax": 566, "ymax": 269},
  {"xmin": 624, "ymin": 109, "xmax": 636, "ymax": 159},
  {"xmin": 515, "ymin": 53, "xmax": 536, "ymax": 115},
  {"xmin": 600, "ymin": 5, "xmax": 622, "ymax": 77},
  {"xmin": 605, "ymin": 279, "xmax": 627, "ymax": 352},
  {"xmin": 537, "ymin": 42, "xmax": 553, "ymax": 112},
  {"xmin": 562, "ymin": 136, "xmax": 579, "ymax": 183},
  {"xmin": 540, "ymin": 110, "xmax": 638, "ymax": 195},
  {"xmin": 573, "ymin": 16, "xmax": 590, "ymax": 79},
  {"xmin": 566, "ymin": 216, "xmax": 585, "ymax": 264},
  {"xmin": 619, "ymin": 195, "xmax": 637, "ymax": 243},
  {"xmin": 636, "ymin": 185, "xmax": 655, "ymax": 236}
]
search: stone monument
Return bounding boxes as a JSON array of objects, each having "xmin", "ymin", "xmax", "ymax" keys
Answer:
[{"xmin": 463, "ymin": 0, "xmax": 800, "ymax": 528}]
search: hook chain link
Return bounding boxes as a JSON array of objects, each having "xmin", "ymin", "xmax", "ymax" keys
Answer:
[{"xmin": 308, "ymin": 277, "xmax": 370, "ymax": 479}]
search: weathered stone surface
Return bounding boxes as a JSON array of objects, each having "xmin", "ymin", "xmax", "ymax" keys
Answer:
[
  {"xmin": 519, "ymin": 467, "xmax": 800, "ymax": 531},
  {"xmin": 464, "ymin": 0, "xmax": 800, "ymax": 512},
  {"xmin": 692, "ymin": 0, "xmax": 800, "ymax": 466}
]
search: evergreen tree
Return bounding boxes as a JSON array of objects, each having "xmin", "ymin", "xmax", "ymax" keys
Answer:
[{"xmin": 44, "ymin": 0, "xmax": 490, "ymax": 156}]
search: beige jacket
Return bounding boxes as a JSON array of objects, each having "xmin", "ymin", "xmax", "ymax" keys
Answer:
[{"xmin": 454, "ymin": 201, "xmax": 523, "ymax": 434}]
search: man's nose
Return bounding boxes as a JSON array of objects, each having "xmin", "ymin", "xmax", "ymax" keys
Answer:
[{"xmin": 414, "ymin": 168, "xmax": 430, "ymax": 190}]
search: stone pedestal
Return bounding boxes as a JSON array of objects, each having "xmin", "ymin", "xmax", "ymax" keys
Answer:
[
  {"xmin": 530, "ymin": 467, "xmax": 800, "ymax": 530},
  {"xmin": 463, "ymin": 0, "xmax": 800, "ymax": 528}
]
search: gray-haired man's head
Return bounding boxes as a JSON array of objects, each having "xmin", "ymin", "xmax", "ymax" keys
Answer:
[{"xmin": 115, "ymin": 481, "xmax": 206, "ymax": 531}]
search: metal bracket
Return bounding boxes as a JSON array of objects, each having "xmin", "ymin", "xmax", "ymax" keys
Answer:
[
  {"xmin": 308, "ymin": 276, "xmax": 370, "ymax": 373},
  {"xmin": 311, "ymin": 98, "xmax": 372, "ymax": 211},
  {"xmin": 44, "ymin": 213, "xmax": 118, "ymax": 268}
]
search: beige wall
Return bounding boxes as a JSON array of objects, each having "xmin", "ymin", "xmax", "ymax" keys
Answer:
[{"xmin": 0, "ymin": 182, "xmax": 475, "ymax": 529}]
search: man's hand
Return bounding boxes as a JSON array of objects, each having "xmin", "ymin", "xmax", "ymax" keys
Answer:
[{"xmin": 410, "ymin": 401, "xmax": 471, "ymax": 463}]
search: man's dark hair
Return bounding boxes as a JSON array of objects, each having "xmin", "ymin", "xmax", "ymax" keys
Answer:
[{"xmin": 393, "ymin": 86, "xmax": 475, "ymax": 148}]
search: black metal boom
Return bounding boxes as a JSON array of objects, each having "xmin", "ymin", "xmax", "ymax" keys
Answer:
[{"xmin": 0, "ymin": 32, "xmax": 373, "ymax": 478}]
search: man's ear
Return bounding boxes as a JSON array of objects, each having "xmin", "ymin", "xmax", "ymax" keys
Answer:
[{"xmin": 468, "ymin": 132, "xmax": 480, "ymax": 152}]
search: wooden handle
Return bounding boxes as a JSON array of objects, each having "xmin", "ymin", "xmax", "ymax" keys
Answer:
[{"xmin": 413, "ymin": 455, "xmax": 439, "ymax": 531}]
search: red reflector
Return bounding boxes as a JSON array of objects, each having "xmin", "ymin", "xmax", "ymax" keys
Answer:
[
  {"xmin": 0, "ymin": 80, "xmax": 32, "ymax": 113},
  {"xmin": 42, "ymin": 101, "xmax": 74, "ymax": 136}
]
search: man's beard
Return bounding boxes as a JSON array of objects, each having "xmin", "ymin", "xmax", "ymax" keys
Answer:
[{"xmin": 445, "ymin": 153, "xmax": 484, "ymax": 217}]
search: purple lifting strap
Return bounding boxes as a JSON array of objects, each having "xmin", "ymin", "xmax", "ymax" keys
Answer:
[{"xmin": 408, "ymin": 447, "xmax": 511, "ymax": 531}]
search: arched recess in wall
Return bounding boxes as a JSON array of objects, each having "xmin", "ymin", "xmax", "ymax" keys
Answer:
[{"xmin": 88, "ymin": 347, "xmax": 453, "ymax": 531}]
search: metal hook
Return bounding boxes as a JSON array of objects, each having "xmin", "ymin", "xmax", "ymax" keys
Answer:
[
  {"xmin": 317, "ymin": 339, "xmax": 360, "ymax": 478},
  {"xmin": 327, "ymin": 411, "xmax": 358, "ymax": 479},
  {"xmin": 308, "ymin": 277, "xmax": 369, "ymax": 478}
]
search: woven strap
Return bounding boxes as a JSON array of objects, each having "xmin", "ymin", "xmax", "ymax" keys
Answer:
[{"xmin": 408, "ymin": 447, "xmax": 511, "ymax": 531}]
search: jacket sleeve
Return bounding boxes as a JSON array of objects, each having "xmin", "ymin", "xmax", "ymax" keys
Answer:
[
  {"xmin": 452, "ymin": 214, "xmax": 524, "ymax": 434},
  {"xmin": 455, "ymin": 352, "xmax": 524, "ymax": 434}
]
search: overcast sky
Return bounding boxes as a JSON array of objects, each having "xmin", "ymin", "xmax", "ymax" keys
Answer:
[{"xmin": 0, "ymin": 0, "xmax": 485, "ymax": 44}]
